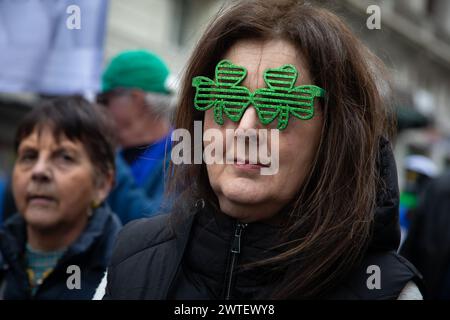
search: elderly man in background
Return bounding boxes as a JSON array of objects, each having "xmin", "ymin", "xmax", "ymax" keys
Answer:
[{"xmin": 98, "ymin": 50, "xmax": 175, "ymax": 224}]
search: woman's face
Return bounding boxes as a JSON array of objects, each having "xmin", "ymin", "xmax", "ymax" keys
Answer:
[
  {"xmin": 204, "ymin": 39, "xmax": 323, "ymax": 222},
  {"xmin": 12, "ymin": 127, "xmax": 111, "ymax": 232}
]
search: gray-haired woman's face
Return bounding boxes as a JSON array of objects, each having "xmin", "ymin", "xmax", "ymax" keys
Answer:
[{"xmin": 204, "ymin": 39, "xmax": 323, "ymax": 222}]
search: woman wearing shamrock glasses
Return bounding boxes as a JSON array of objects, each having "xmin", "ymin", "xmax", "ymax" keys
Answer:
[{"xmin": 102, "ymin": 0, "xmax": 424, "ymax": 300}]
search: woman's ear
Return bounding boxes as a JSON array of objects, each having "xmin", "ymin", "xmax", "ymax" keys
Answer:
[{"xmin": 93, "ymin": 169, "xmax": 115, "ymax": 205}]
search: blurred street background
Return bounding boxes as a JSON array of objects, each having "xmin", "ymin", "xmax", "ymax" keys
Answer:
[{"xmin": 1, "ymin": 0, "xmax": 449, "ymax": 189}]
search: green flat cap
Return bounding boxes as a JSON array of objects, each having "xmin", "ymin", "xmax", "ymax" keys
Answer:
[{"xmin": 102, "ymin": 50, "xmax": 170, "ymax": 94}]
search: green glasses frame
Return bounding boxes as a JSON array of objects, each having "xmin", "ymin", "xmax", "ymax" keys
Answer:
[{"xmin": 192, "ymin": 60, "xmax": 326, "ymax": 130}]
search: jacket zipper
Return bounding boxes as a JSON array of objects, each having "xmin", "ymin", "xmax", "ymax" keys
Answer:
[{"xmin": 225, "ymin": 221, "xmax": 247, "ymax": 300}]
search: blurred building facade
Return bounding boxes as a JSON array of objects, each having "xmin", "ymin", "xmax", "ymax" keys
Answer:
[
  {"xmin": 1, "ymin": 0, "xmax": 450, "ymax": 187},
  {"xmin": 104, "ymin": 0, "xmax": 224, "ymax": 74},
  {"xmin": 338, "ymin": 0, "xmax": 450, "ymax": 185}
]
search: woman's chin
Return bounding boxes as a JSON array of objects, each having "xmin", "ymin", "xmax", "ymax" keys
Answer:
[
  {"xmin": 22, "ymin": 208, "xmax": 59, "ymax": 230},
  {"xmin": 219, "ymin": 178, "xmax": 269, "ymax": 206}
]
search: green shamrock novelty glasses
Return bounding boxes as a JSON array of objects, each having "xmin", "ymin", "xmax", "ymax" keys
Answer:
[{"xmin": 192, "ymin": 60, "xmax": 326, "ymax": 130}]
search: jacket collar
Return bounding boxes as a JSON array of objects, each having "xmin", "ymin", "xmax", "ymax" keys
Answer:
[
  {"xmin": 166, "ymin": 194, "xmax": 300, "ymax": 299},
  {"xmin": 0, "ymin": 204, "xmax": 115, "ymax": 269}
]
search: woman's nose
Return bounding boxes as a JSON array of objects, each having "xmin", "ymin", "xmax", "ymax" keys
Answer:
[
  {"xmin": 237, "ymin": 105, "xmax": 261, "ymax": 130},
  {"xmin": 31, "ymin": 156, "xmax": 52, "ymax": 182}
]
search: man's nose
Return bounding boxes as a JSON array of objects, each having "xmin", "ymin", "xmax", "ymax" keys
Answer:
[{"xmin": 31, "ymin": 156, "xmax": 52, "ymax": 183}]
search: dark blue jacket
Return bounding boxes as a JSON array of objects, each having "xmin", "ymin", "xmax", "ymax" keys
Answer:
[
  {"xmin": 107, "ymin": 154, "xmax": 168, "ymax": 225},
  {"xmin": 0, "ymin": 204, "xmax": 121, "ymax": 299}
]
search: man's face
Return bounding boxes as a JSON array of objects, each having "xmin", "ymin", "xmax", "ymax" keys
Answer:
[{"xmin": 103, "ymin": 91, "xmax": 148, "ymax": 148}]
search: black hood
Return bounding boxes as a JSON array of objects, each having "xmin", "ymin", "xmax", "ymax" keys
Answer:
[{"xmin": 369, "ymin": 137, "xmax": 401, "ymax": 252}]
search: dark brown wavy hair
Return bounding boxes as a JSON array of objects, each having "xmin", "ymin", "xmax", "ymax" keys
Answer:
[{"xmin": 168, "ymin": 0, "xmax": 395, "ymax": 298}]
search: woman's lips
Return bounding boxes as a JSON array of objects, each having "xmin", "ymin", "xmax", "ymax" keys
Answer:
[
  {"xmin": 233, "ymin": 163, "xmax": 264, "ymax": 170},
  {"xmin": 27, "ymin": 195, "xmax": 57, "ymax": 206},
  {"xmin": 232, "ymin": 159, "xmax": 269, "ymax": 171}
]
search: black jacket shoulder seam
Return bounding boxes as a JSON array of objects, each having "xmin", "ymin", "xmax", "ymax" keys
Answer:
[{"xmin": 112, "ymin": 234, "xmax": 176, "ymax": 267}]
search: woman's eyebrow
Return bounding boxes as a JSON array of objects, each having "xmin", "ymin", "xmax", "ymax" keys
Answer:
[
  {"xmin": 53, "ymin": 144, "xmax": 79, "ymax": 154},
  {"xmin": 48, "ymin": 140, "xmax": 80, "ymax": 154},
  {"xmin": 17, "ymin": 143, "xmax": 37, "ymax": 153}
]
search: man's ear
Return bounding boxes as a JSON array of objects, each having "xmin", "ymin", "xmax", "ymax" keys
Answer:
[{"xmin": 93, "ymin": 169, "xmax": 115, "ymax": 205}]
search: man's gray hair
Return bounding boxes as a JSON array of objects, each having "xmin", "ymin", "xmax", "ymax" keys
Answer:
[{"xmin": 144, "ymin": 92, "xmax": 177, "ymax": 121}]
